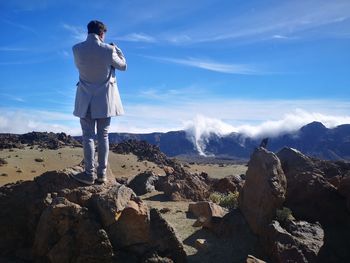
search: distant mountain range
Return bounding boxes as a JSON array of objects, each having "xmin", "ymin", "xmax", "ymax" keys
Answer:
[{"xmin": 102, "ymin": 122, "xmax": 350, "ymax": 161}]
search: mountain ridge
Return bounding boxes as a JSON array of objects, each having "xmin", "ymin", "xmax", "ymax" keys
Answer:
[{"xmin": 106, "ymin": 121, "xmax": 350, "ymax": 160}]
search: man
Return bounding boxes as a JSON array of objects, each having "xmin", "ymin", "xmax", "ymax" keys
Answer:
[{"xmin": 72, "ymin": 20, "xmax": 126, "ymax": 185}]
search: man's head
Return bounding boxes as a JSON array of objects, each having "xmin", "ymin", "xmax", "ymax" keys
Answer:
[{"xmin": 87, "ymin": 20, "xmax": 107, "ymax": 41}]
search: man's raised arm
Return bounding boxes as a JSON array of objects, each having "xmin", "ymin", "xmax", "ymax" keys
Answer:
[{"xmin": 111, "ymin": 44, "xmax": 127, "ymax": 71}]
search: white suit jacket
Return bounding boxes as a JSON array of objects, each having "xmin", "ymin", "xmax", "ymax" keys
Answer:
[{"xmin": 72, "ymin": 34, "xmax": 126, "ymax": 119}]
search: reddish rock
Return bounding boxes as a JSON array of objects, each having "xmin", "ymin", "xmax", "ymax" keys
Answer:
[
  {"xmin": 239, "ymin": 147, "xmax": 287, "ymax": 235},
  {"xmin": 109, "ymin": 199, "xmax": 151, "ymax": 248},
  {"xmin": 188, "ymin": 201, "xmax": 228, "ymax": 228},
  {"xmin": 211, "ymin": 174, "xmax": 244, "ymax": 194},
  {"xmin": 158, "ymin": 169, "xmax": 211, "ymax": 201}
]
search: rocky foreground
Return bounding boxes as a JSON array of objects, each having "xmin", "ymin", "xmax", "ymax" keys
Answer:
[{"xmin": 0, "ymin": 142, "xmax": 350, "ymax": 262}]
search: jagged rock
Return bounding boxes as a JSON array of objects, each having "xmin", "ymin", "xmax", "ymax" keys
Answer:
[
  {"xmin": 128, "ymin": 171, "xmax": 159, "ymax": 195},
  {"xmin": 158, "ymin": 170, "xmax": 211, "ymax": 201},
  {"xmin": 0, "ymin": 163, "xmax": 187, "ymax": 262},
  {"xmin": 264, "ymin": 220, "xmax": 324, "ymax": 263},
  {"xmin": 194, "ymin": 239, "xmax": 208, "ymax": 250},
  {"xmin": 149, "ymin": 209, "xmax": 187, "ymax": 263},
  {"xmin": 338, "ymin": 175, "xmax": 350, "ymax": 212},
  {"xmin": 0, "ymin": 132, "xmax": 81, "ymax": 150},
  {"xmin": 210, "ymin": 174, "xmax": 244, "ymax": 194},
  {"xmin": 277, "ymin": 147, "xmax": 349, "ymax": 225},
  {"xmin": 108, "ymin": 199, "xmax": 151, "ymax": 249},
  {"xmin": 246, "ymin": 255, "xmax": 266, "ymax": 263},
  {"xmin": 33, "ymin": 197, "xmax": 114, "ymax": 262},
  {"xmin": 111, "ymin": 140, "xmax": 174, "ymax": 166},
  {"xmin": 239, "ymin": 147, "xmax": 287, "ymax": 235},
  {"xmin": 0, "ymin": 158, "xmax": 8, "ymax": 166},
  {"xmin": 188, "ymin": 201, "xmax": 228, "ymax": 229}
]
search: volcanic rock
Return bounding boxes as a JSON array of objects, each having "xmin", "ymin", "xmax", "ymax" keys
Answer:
[
  {"xmin": 0, "ymin": 163, "xmax": 187, "ymax": 262},
  {"xmin": 128, "ymin": 171, "xmax": 159, "ymax": 195},
  {"xmin": 111, "ymin": 140, "xmax": 174, "ymax": 167},
  {"xmin": 239, "ymin": 147, "xmax": 287, "ymax": 235},
  {"xmin": 188, "ymin": 201, "xmax": 228, "ymax": 229},
  {"xmin": 210, "ymin": 174, "xmax": 244, "ymax": 194},
  {"xmin": 264, "ymin": 220, "xmax": 324, "ymax": 263},
  {"xmin": 157, "ymin": 169, "xmax": 211, "ymax": 201},
  {"xmin": 338, "ymin": 175, "xmax": 350, "ymax": 211},
  {"xmin": 149, "ymin": 208, "xmax": 187, "ymax": 263},
  {"xmin": 0, "ymin": 132, "xmax": 81, "ymax": 150},
  {"xmin": 277, "ymin": 147, "xmax": 349, "ymax": 225}
]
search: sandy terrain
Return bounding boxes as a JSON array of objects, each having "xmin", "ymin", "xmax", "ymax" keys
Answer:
[
  {"xmin": 186, "ymin": 163, "xmax": 247, "ymax": 179},
  {"xmin": 141, "ymin": 191, "xmax": 257, "ymax": 263},
  {"xmin": 0, "ymin": 146, "xmax": 247, "ymax": 186}
]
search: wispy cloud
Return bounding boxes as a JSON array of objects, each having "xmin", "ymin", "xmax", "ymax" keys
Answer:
[
  {"xmin": 138, "ymin": 84, "xmax": 206, "ymax": 101},
  {"xmin": 0, "ymin": 47, "xmax": 28, "ymax": 52},
  {"xmin": 115, "ymin": 33, "xmax": 156, "ymax": 43},
  {"xmin": 0, "ymin": 94, "xmax": 26, "ymax": 102},
  {"xmin": 160, "ymin": 0, "xmax": 350, "ymax": 44},
  {"xmin": 2, "ymin": 18, "xmax": 38, "ymax": 35},
  {"xmin": 62, "ymin": 23, "xmax": 85, "ymax": 41},
  {"xmin": 146, "ymin": 56, "xmax": 262, "ymax": 75}
]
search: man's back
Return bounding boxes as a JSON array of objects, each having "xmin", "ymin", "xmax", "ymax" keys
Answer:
[{"xmin": 73, "ymin": 34, "xmax": 114, "ymax": 87}]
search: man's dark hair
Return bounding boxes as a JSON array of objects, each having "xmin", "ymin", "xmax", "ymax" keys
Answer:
[{"xmin": 87, "ymin": 20, "xmax": 107, "ymax": 35}]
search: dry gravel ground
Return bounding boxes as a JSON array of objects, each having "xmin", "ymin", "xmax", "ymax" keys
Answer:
[
  {"xmin": 0, "ymin": 146, "xmax": 247, "ymax": 185},
  {"xmin": 141, "ymin": 191, "xmax": 259, "ymax": 263}
]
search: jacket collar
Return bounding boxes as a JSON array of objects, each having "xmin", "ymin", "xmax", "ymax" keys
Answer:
[{"xmin": 86, "ymin": 33, "xmax": 101, "ymax": 43}]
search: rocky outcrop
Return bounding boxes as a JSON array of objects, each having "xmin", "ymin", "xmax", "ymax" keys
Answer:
[
  {"xmin": 239, "ymin": 147, "xmax": 287, "ymax": 235},
  {"xmin": 277, "ymin": 147, "xmax": 349, "ymax": 225},
  {"xmin": 33, "ymin": 197, "xmax": 114, "ymax": 263},
  {"xmin": 338, "ymin": 175, "xmax": 350, "ymax": 212},
  {"xmin": 149, "ymin": 209, "xmax": 187, "ymax": 263},
  {"xmin": 110, "ymin": 140, "xmax": 174, "ymax": 166},
  {"xmin": 128, "ymin": 171, "xmax": 159, "ymax": 195},
  {"xmin": 157, "ymin": 168, "xmax": 211, "ymax": 201},
  {"xmin": 210, "ymin": 174, "xmax": 244, "ymax": 194},
  {"xmin": 264, "ymin": 220, "xmax": 324, "ymax": 263},
  {"xmin": 0, "ymin": 132, "xmax": 81, "ymax": 150},
  {"xmin": 0, "ymin": 164, "xmax": 185, "ymax": 262}
]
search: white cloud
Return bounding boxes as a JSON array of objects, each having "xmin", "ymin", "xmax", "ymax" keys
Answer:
[
  {"xmin": 0, "ymin": 108, "xmax": 80, "ymax": 135},
  {"xmin": 146, "ymin": 56, "xmax": 261, "ymax": 75},
  {"xmin": 115, "ymin": 33, "xmax": 156, "ymax": 43},
  {"xmin": 1, "ymin": 99, "xmax": 350, "ymax": 144},
  {"xmin": 184, "ymin": 110, "xmax": 350, "ymax": 155},
  {"xmin": 162, "ymin": 0, "xmax": 350, "ymax": 44},
  {"xmin": 62, "ymin": 23, "xmax": 86, "ymax": 41}
]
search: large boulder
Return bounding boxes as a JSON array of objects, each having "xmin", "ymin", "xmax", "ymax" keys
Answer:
[
  {"xmin": 210, "ymin": 174, "xmax": 244, "ymax": 194},
  {"xmin": 33, "ymin": 197, "xmax": 113, "ymax": 263},
  {"xmin": 128, "ymin": 171, "xmax": 159, "ymax": 195},
  {"xmin": 108, "ymin": 199, "xmax": 151, "ymax": 250},
  {"xmin": 338, "ymin": 175, "xmax": 350, "ymax": 212},
  {"xmin": 264, "ymin": 220, "xmax": 324, "ymax": 263},
  {"xmin": 149, "ymin": 209, "xmax": 187, "ymax": 263},
  {"xmin": 188, "ymin": 201, "xmax": 228, "ymax": 229},
  {"xmin": 277, "ymin": 147, "xmax": 349, "ymax": 225},
  {"xmin": 158, "ymin": 169, "xmax": 211, "ymax": 201},
  {"xmin": 239, "ymin": 147, "xmax": 287, "ymax": 235}
]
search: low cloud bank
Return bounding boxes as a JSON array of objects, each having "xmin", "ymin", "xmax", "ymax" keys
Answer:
[{"xmin": 184, "ymin": 109, "xmax": 350, "ymax": 155}]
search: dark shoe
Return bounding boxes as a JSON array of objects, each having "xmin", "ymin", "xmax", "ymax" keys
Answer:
[
  {"xmin": 95, "ymin": 175, "xmax": 107, "ymax": 184},
  {"xmin": 71, "ymin": 172, "xmax": 94, "ymax": 185}
]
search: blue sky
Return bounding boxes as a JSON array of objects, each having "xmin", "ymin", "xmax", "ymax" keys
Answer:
[{"xmin": 1, "ymin": 0, "xmax": 350, "ymax": 136}]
